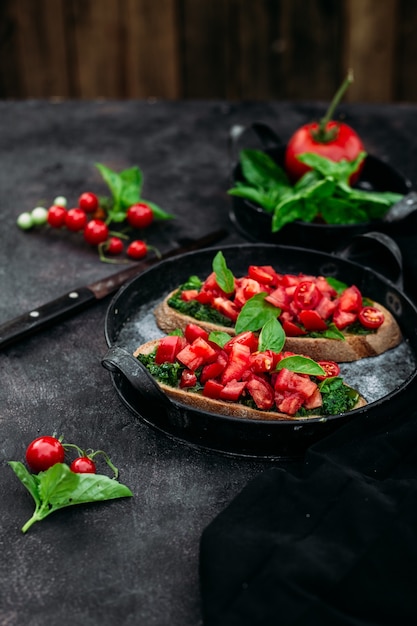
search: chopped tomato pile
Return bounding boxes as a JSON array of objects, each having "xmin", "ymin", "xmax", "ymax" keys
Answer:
[
  {"xmin": 148, "ymin": 323, "xmax": 343, "ymax": 416},
  {"xmin": 180, "ymin": 265, "xmax": 384, "ymax": 334}
]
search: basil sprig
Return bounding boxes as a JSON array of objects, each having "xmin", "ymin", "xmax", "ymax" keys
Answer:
[
  {"xmin": 228, "ymin": 149, "xmax": 403, "ymax": 231},
  {"xmin": 96, "ymin": 162, "xmax": 173, "ymax": 224},
  {"xmin": 9, "ymin": 461, "xmax": 133, "ymax": 533}
]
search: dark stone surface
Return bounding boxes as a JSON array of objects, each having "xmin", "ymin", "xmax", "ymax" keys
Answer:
[{"xmin": 1, "ymin": 99, "xmax": 417, "ymax": 626}]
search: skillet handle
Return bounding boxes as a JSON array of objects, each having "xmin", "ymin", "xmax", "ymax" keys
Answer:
[
  {"xmin": 337, "ymin": 231, "xmax": 403, "ymax": 289},
  {"xmin": 101, "ymin": 346, "xmax": 175, "ymax": 411}
]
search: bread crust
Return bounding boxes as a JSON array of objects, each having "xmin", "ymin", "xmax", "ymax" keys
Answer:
[
  {"xmin": 133, "ymin": 340, "xmax": 367, "ymax": 422},
  {"xmin": 154, "ymin": 291, "xmax": 402, "ymax": 363}
]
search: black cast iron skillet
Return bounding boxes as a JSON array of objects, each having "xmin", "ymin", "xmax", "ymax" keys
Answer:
[{"xmin": 102, "ymin": 237, "xmax": 417, "ymax": 460}]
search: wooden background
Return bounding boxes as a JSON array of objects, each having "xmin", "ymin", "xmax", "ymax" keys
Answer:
[{"xmin": 0, "ymin": 0, "xmax": 416, "ymax": 102}]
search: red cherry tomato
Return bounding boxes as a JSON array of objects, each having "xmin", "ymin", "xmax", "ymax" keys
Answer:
[
  {"xmin": 47, "ymin": 204, "xmax": 67, "ymax": 228},
  {"xmin": 106, "ymin": 236, "xmax": 124, "ymax": 255},
  {"xmin": 293, "ymin": 281, "xmax": 321, "ymax": 310},
  {"xmin": 126, "ymin": 203, "xmax": 154, "ymax": 229},
  {"xmin": 78, "ymin": 192, "xmax": 99, "ymax": 213},
  {"xmin": 83, "ymin": 219, "xmax": 109, "ymax": 245},
  {"xmin": 65, "ymin": 208, "xmax": 88, "ymax": 232},
  {"xmin": 358, "ymin": 306, "xmax": 384, "ymax": 329},
  {"xmin": 70, "ymin": 457, "xmax": 97, "ymax": 474},
  {"xmin": 285, "ymin": 121, "xmax": 365, "ymax": 184},
  {"xmin": 127, "ymin": 240, "xmax": 148, "ymax": 259},
  {"xmin": 25, "ymin": 436, "xmax": 65, "ymax": 473},
  {"xmin": 316, "ymin": 360, "xmax": 341, "ymax": 380}
]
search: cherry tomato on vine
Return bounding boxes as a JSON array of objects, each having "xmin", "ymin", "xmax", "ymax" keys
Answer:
[
  {"xmin": 65, "ymin": 208, "xmax": 88, "ymax": 232},
  {"xmin": 78, "ymin": 192, "xmax": 99, "ymax": 213},
  {"xmin": 358, "ymin": 306, "xmax": 384, "ymax": 329},
  {"xmin": 127, "ymin": 240, "xmax": 148, "ymax": 259},
  {"xmin": 284, "ymin": 71, "xmax": 365, "ymax": 185},
  {"xmin": 47, "ymin": 204, "xmax": 67, "ymax": 228},
  {"xmin": 106, "ymin": 236, "xmax": 124, "ymax": 255},
  {"xmin": 126, "ymin": 203, "xmax": 154, "ymax": 229},
  {"xmin": 316, "ymin": 360, "xmax": 341, "ymax": 380},
  {"xmin": 25, "ymin": 436, "xmax": 65, "ymax": 473},
  {"xmin": 70, "ymin": 457, "xmax": 97, "ymax": 474},
  {"xmin": 83, "ymin": 219, "xmax": 109, "ymax": 245}
]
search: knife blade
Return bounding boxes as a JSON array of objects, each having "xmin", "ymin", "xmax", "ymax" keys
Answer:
[{"xmin": 0, "ymin": 228, "xmax": 228, "ymax": 350}]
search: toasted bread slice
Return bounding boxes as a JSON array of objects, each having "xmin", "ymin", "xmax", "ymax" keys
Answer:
[
  {"xmin": 133, "ymin": 340, "xmax": 367, "ymax": 422},
  {"xmin": 154, "ymin": 292, "xmax": 402, "ymax": 363}
]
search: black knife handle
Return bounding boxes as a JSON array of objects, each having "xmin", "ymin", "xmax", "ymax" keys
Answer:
[{"xmin": 0, "ymin": 286, "xmax": 96, "ymax": 350}]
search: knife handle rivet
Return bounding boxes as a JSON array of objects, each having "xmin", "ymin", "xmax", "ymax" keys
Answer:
[
  {"xmin": 29, "ymin": 311, "xmax": 40, "ymax": 318},
  {"xmin": 68, "ymin": 292, "xmax": 80, "ymax": 299}
]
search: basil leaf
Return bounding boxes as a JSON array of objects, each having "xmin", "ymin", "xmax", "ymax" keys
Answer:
[
  {"xmin": 297, "ymin": 152, "xmax": 366, "ymax": 183},
  {"xmin": 11, "ymin": 462, "xmax": 133, "ymax": 533},
  {"xmin": 208, "ymin": 331, "xmax": 232, "ymax": 348},
  {"xmin": 96, "ymin": 163, "xmax": 123, "ymax": 208},
  {"xmin": 239, "ymin": 149, "xmax": 290, "ymax": 189},
  {"xmin": 272, "ymin": 197, "xmax": 319, "ymax": 232},
  {"xmin": 228, "ymin": 185, "xmax": 283, "ymax": 213},
  {"xmin": 276, "ymin": 355, "xmax": 325, "ymax": 377},
  {"xmin": 325, "ymin": 277, "xmax": 348, "ymax": 294},
  {"xmin": 9, "ymin": 461, "xmax": 41, "ymax": 507},
  {"xmin": 212, "ymin": 251, "xmax": 235, "ymax": 294},
  {"xmin": 143, "ymin": 199, "xmax": 174, "ymax": 220},
  {"xmin": 235, "ymin": 293, "xmax": 280, "ymax": 334},
  {"xmin": 320, "ymin": 197, "xmax": 369, "ymax": 224},
  {"xmin": 258, "ymin": 318, "xmax": 285, "ymax": 353}
]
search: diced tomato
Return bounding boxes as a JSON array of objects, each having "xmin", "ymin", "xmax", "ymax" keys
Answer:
[
  {"xmin": 200, "ymin": 360, "xmax": 226, "ymax": 383},
  {"xmin": 221, "ymin": 343, "xmax": 251, "ymax": 384},
  {"xmin": 212, "ymin": 297, "xmax": 239, "ymax": 322},
  {"xmin": 274, "ymin": 368, "xmax": 317, "ymax": 399},
  {"xmin": 181, "ymin": 289, "xmax": 199, "ymax": 301},
  {"xmin": 315, "ymin": 276, "xmax": 337, "ymax": 298},
  {"xmin": 358, "ymin": 306, "xmax": 384, "ymax": 329},
  {"xmin": 333, "ymin": 308, "xmax": 357, "ymax": 330},
  {"xmin": 249, "ymin": 350, "xmax": 277, "ymax": 373},
  {"xmin": 265, "ymin": 285, "xmax": 291, "ymax": 310},
  {"xmin": 298, "ymin": 309, "xmax": 328, "ymax": 331},
  {"xmin": 293, "ymin": 281, "xmax": 321, "ymax": 310},
  {"xmin": 282, "ymin": 320, "xmax": 307, "ymax": 337},
  {"xmin": 282, "ymin": 274, "xmax": 300, "ymax": 287},
  {"xmin": 155, "ymin": 335, "xmax": 186, "ymax": 364},
  {"xmin": 338, "ymin": 285, "xmax": 362, "ymax": 312},
  {"xmin": 176, "ymin": 344, "xmax": 204, "ymax": 371},
  {"xmin": 203, "ymin": 379, "xmax": 224, "ymax": 399},
  {"xmin": 184, "ymin": 323, "xmax": 209, "ymax": 343},
  {"xmin": 234, "ymin": 278, "xmax": 264, "ymax": 308},
  {"xmin": 219, "ymin": 379, "xmax": 247, "ymax": 402},
  {"xmin": 188, "ymin": 337, "xmax": 218, "ymax": 362},
  {"xmin": 276, "ymin": 391, "xmax": 305, "ymax": 415},
  {"xmin": 195, "ymin": 290, "xmax": 213, "ymax": 305},
  {"xmin": 303, "ymin": 387, "xmax": 323, "ymax": 410},
  {"xmin": 246, "ymin": 376, "xmax": 275, "ymax": 410},
  {"xmin": 316, "ymin": 360, "xmax": 341, "ymax": 380},
  {"xmin": 224, "ymin": 331, "xmax": 259, "ymax": 353},
  {"xmin": 180, "ymin": 369, "xmax": 198, "ymax": 388},
  {"xmin": 248, "ymin": 265, "xmax": 279, "ymax": 286},
  {"xmin": 315, "ymin": 296, "xmax": 337, "ymax": 320}
]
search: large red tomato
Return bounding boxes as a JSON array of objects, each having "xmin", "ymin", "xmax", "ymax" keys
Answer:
[
  {"xmin": 284, "ymin": 71, "xmax": 365, "ymax": 185},
  {"xmin": 284, "ymin": 120, "xmax": 365, "ymax": 184}
]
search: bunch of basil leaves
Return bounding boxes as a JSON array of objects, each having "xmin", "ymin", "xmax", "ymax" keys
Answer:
[{"xmin": 228, "ymin": 150, "xmax": 403, "ymax": 232}]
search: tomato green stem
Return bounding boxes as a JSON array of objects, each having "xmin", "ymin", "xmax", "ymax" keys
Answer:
[{"xmin": 315, "ymin": 69, "xmax": 354, "ymax": 141}]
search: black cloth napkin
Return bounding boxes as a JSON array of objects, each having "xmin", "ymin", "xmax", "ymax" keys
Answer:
[{"xmin": 200, "ymin": 389, "xmax": 417, "ymax": 625}]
